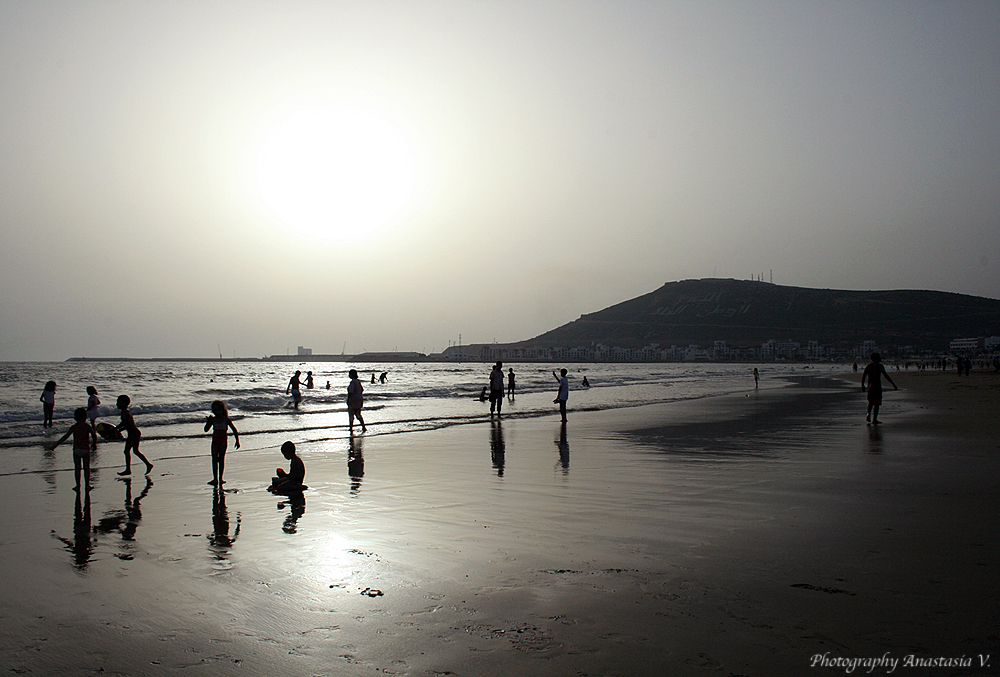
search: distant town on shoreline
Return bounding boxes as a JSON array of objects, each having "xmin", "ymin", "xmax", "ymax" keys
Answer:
[{"xmin": 67, "ymin": 279, "xmax": 1000, "ymax": 364}]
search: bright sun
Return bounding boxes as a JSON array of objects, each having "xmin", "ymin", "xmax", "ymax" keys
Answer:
[{"xmin": 256, "ymin": 103, "xmax": 416, "ymax": 241}]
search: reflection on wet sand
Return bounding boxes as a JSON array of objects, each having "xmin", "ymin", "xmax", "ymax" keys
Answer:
[
  {"xmin": 95, "ymin": 476, "xmax": 152, "ymax": 558},
  {"xmin": 54, "ymin": 491, "xmax": 94, "ymax": 572},
  {"xmin": 277, "ymin": 492, "xmax": 306, "ymax": 534},
  {"xmin": 348, "ymin": 433, "xmax": 364, "ymax": 496},
  {"xmin": 555, "ymin": 422, "xmax": 569, "ymax": 472},
  {"xmin": 208, "ymin": 487, "xmax": 240, "ymax": 562},
  {"xmin": 866, "ymin": 423, "xmax": 884, "ymax": 454},
  {"xmin": 41, "ymin": 448, "xmax": 57, "ymax": 494},
  {"xmin": 490, "ymin": 419, "xmax": 505, "ymax": 477}
]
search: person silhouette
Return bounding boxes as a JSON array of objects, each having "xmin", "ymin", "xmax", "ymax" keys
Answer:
[
  {"xmin": 286, "ymin": 371, "xmax": 304, "ymax": 409},
  {"xmin": 753, "ymin": 367, "xmax": 759, "ymax": 388},
  {"xmin": 347, "ymin": 369, "xmax": 367, "ymax": 433},
  {"xmin": 507, "ymin": 368, "xmax": 515, "ymax": 398},
  {"xmin": 861, "ymin": 352, "xmax": 898, "ymax": 424},
  {"xmin": 489, "ymin": 362, "xmax": 505, "ymax": 417},
  {"xmin": 269, "ymin": 441, "xmax": 306, "ymax": 493},
  {"xmin": 115, "ymin": 395, "xmax": 153, "ymax": 476},
  {"xmin": 204, "ymin": 400, "xmax": 240, "ymax": 486},
  {"xmin": 553, "ymin": 369, "xmax": 569, "ymax": 422}
]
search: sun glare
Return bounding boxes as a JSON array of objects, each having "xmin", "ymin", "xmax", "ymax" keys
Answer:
[{"xmin": 256, "ymin": 103, "xmax": 416, "ymax": 241}]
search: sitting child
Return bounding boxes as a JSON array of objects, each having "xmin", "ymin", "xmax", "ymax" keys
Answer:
[{"xmin": 269, "ymin": 441, "xmax": 307, "ymax": 493}]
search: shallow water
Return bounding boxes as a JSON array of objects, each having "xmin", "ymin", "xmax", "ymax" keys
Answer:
[{"xmin": 0, "ymin": 360, "xmax": 828, "ymax": 450}]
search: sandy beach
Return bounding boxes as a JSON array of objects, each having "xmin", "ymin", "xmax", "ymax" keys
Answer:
[{"xmin": 1, "ymin": 370, "xmax": 998, "ymax": 676}]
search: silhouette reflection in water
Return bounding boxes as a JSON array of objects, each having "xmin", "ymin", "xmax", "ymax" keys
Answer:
[
  {"xmin": 866, "ymin": 423, "xmax": 884, "ymax": 454},
  {"xmin": 54, "ymin": 491, "xmax": 94, "ymax": 572},
  {"xmin": 490, "ymin": 418, "xmax": 506, "ymax": 477},
  {"xmin": 278, "ymin": 492, "xmax": 306, "ymax": 534},
  {"xmin": 208, "ymin": 487, "xmax": 240, "ymax": 562},
  {"xmin": 348, "ymin": 433, "xmax": 364, "ymax": 496},
  {"xmin": 95, "ymin": 476, "xmax": 153, "ymax": 558},
  {"xmin": 555, "ymin": 422, "xmax": 569, "ymax": 473}
]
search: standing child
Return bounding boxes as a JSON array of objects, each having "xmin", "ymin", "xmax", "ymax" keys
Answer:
[
  {"xmin": 40, "ymin": 380, "xmax": 57, "ymax": 427},
  {"xmin": 204, "ymin": 400, "xmax": 240, "ymax": 485},
  {"xmin": 116, "ymin": 395, "xmax": 153, "ymax": 475},
  {"xmin": 51, "ymin": 407, "xmax": 97, "ymax": 490},
  {"xmin": 86, "ymin": 386, "xmax": 101, "ymax": 429},
  {"xmin": 347, "ymin": 369, "xmax": 367, "ymax": 432}
]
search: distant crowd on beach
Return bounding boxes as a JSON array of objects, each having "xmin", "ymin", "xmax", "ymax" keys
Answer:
[
  {"xmin": 42, "ymin": 352, "xmax": 970, "ymax": 493},
  {"xmin": 39, "ymin": 363, "xmax": 581, "ymax": 495}
]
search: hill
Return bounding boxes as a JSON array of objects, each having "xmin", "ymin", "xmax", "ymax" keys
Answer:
[{"xmin": 512, "ymin": 279, "xmax": 1000, "ymax": 352}]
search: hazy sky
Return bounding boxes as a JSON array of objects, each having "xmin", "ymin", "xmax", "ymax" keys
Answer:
[{"xmin": 2, "ymin": 1, "xmax": 999, "ymax": 360}]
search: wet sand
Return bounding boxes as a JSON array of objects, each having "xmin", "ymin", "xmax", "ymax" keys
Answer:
[{"xmin": 1, "ymin": 372, "xmax": 998, "ymax": 675}]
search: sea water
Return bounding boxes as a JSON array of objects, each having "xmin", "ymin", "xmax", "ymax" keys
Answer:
[{"xmin": 0, "ymin": 360, "xmax": 833, "ymax": 455}]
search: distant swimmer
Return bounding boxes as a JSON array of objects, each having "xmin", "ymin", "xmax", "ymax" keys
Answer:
[
  {"xmin": 269, "ymin": 441, "xmax": 306, "ymax": 494},
  {"xmin": 489, "ymin": 361, "xmax": 505, "ymax": 416},
  {"xmin": 286, "ymin": 370, "xmax": 304, "ymax": 409},
  {"xmin": 116, "ymin": 395, "xmax": 153, "ymax": 475},
  {"xmin": 372, "ymin": 373, "xmax": 377, "ymax": 384},
  {"xmin": 204, "ymin": 400, "xmax": 240, "ymax": 486},
  {"xmin": 581, "ymin": 376, "xmax": 590, "ymax": 388},
  {"xmin": 304, "ymin": 371, "xmax": 314, "ymax": 389},
  {"xmin": 347, "ymin": 369, "xmax": 367, "ymax": 433},
  {"xmin": 553, "ymin": 369, "xmax": 569, "ymax": 422},
  {"xmin": 861, "ymin": 353, "xmax": 897, "ymax": 425},
  {"xmin": 753, "ymin": 368, "xmax": 759, "ymax": 389},
  {"xmin": 325, "ymin": 381, "xmax": 331, "ymax": 390},
  {"xmin": 479, "ymin": 386, "xmax": 488, "ymax": 402},
  {"xmin": 379, "ymin": 372, "xmax": 388, "ymax": 384},
  {"xmin": 507, "ymin": 368, "xmax": 516, "ymax": 397},
  {"xmin": 40, "ymin": 380, "xmax": 57, "ymax": 428}
]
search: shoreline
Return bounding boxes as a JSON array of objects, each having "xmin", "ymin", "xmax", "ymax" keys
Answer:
[{"xmin": 1, "ymin": 372, "xmax": 997, "ymax": 675}]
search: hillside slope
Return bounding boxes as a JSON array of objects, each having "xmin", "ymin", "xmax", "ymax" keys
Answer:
[{"xmin": 516, "ymin": 279, "xmax": 1000, "ymax": 350}]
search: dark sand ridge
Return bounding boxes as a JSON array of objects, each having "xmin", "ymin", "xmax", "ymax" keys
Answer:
[{"xmin": 0, "ymin": 371, "xmax": 997, "ymax": 675}]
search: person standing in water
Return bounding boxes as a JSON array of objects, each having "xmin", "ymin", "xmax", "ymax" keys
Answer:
[
  {"xmin": 507, "ymin": 368, "xmax": 515, "ymax": 398},
  {"xmin": 347, "ymin": 369, "xmax": 367, "ymax": 433},
  {"xmin": 304, "ymin": 371, "xmax": 314, "ymax": 389},
  {"xmin": 553, "ymin": 369, "xmax": 569, "ymax": 422},
  {"xmin": 116, "ymin": 395, "xmax": 153, "ymax": 475},
  {"xmin": 40, "ymin": 380, "xmax": 57, "ymax": 427},
  {"xmin": 489, "ymin": 362, "xmax": 505, "ymax": 416},
  {"xmin": 204, "ymin": 400, "xmax": 240, "ymax": 486},
  {"xmin": 286, "ymin": 370, "xmax": 304, "ymax": 409},
  {"xmin": 86, "ymin": 386, "xmax": 101, "ymax": 429},
  {"xmin": 861, "ymin": 353, "xmax": 898, "ymax": 425},
  {"xmin": 753, "ymin": 368, "xmax": 759, "ymax": 388}
]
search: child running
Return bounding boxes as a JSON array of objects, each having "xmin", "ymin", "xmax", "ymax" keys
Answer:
[
  {"xmin": 86, "ymin": 386, "xmax": 101, "ymax": 429},
  {"xmin": 40, "ymin": 380, "xmax": 57, "ymax": 427},
  {"xmin": 51, "ymin": 407, "xmax": 97, "ymax": 490},
  {"xmin": 204, "ymin": 400, "xmax": 240, "ymax": 485},
  {"xmin": 116, "ymin": 395, "xmax": 153, "ymax": 475}
]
